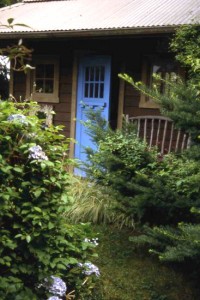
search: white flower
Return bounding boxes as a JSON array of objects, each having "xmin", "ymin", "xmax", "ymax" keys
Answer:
[
  {"xmin": 48, "ymin": 297, "xmax": 62, "ymax": 300},
  {"xmin": 84, "ymin": 237, "xmax": 99, "ymax": 246},
  {"xmin": 91, "ymin": 238, "xmax": 99, "ymax": 246},
  {"xmin": 7, "ymin": 114, "xmax": 28, "ymax": 125},
  {"xmin": 25, "ymin": 132, "xmax": 37, "ymax": 140},
  {"xmin": 78, "ymin": 262, "xmax": 100, "ymax": 277},
  {"xmin": 84, "ymin": 238, "xmax": 90, "ymax": 243},
  {"xmin": 28, "ymin": 145, "xmax": 48, "ymax": 161}
]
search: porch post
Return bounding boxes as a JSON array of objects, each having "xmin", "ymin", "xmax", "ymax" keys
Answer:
[
  {"xmin": 69, "ymin": 54, "xmax": 78, "ymax": 159},
  {"xmin": 9, "ymin": 67, "xmax": 14, "ymax": 96},
  {"xmin": 117, "ymin": 62, "xmax": 125, "ymax": 129}
]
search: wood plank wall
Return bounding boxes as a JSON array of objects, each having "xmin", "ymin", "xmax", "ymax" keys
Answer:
[{"xmin": 10, "ymin": 35, "xmax": 172, "ymax": 140}]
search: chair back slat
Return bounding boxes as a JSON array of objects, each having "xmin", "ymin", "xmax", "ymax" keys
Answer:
[
  {"xmin": 187, "ymin": 136, "xmax": 191, "ymax": 149},
  {"xmin": 156, "ymin": 119, "xmax": 161, "ymax": 147},
  {"xmin": 175, "ymin": 130, "xmax": 181, "ymax": 152},
  {"xmin": 137, "ymin": 118, "xmax": 140, "ymax": 138},
  {"xmin": 127, "ymin": 115, "xmax": 189, "ymax": 154},
  {"xmin": 168, "ymin": 122, "xmax": 174, "ymax": 153},
  {"xmin": 149, "ymin": 119, "xmax": 154, "ymax": 148},
  {"xmin": 144, "ymin": 118, "xmax": 147, "ymax": 141},
  {"xmin": 181, "ymin": 134, "xmax": 187, "ymax": 151},
  {"xmin": 161, "ymin": 120, "xmax": 168, "ymax": 154}
]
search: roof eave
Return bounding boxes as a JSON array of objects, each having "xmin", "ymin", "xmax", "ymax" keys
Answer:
[{"xmin": 0, "ymin": 26, "xmax": 178, "ymax": 39}]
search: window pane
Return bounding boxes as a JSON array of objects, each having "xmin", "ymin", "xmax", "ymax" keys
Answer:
[
  {"xmin": 152, "ymin": 61, "xmax": 177, "ymax": 95},
  {"xmin": 36, "ymin": 64, "xmax": 45, "ymax": 78},
  {"xmin": 35, "ymin": 63, "xmax": 55, "ymax": 94},
  {"xmin": 44, "ymin": 80, "xmax": 54, "ymax": 93},
  {"xmin": 45, "ymin": 64, "xmax": 54, "ymax": 78},
  {"xmin": 35, "ymin": 80, "xmax": 44, "ymax": 93}
]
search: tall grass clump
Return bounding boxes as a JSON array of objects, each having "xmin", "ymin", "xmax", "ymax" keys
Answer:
[{"xmin": 66, "ymin": 175, "xmax": 135, "ymax": 228}]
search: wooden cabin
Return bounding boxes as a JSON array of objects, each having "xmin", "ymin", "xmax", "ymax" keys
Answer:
[{"xmin": 0, "ymin": 0, "xmax": 198, "ymax": 164}]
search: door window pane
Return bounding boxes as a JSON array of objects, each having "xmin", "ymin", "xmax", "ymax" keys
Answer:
[
  {"xmin": 100, "ymin": 66, "xmax": 105, "ymax": 81},
  {"xmin": 84, "ymin": 65, "xmax": 105, "ymax": 99},
  {"xmin": 84, "ymin": 83, "xmax": 89, "ymax": 97},
  {"xmin": 100, "ymin": 83, "xmax": 104, "ymax": 98}
]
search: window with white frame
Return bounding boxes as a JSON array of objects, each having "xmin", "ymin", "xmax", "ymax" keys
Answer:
[
  {"xmin": 32, "ymin": 56, "xmax": 59, "ymax": 103},
  {"xmin": 139, "ymin": 56, "xmax": 179, "ymax": 109}
]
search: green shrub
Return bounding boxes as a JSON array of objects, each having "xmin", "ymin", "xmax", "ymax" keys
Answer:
[
  {"xmin": 141, "ymin": 155, "xmax": 200, "ymax": 225},
  {"xmin": 117, "ymin": 25, "xmax": 200, "ymax": 288},
  {"xmin": 83, "ymin": 110, "xmax": 156, "ymax": 224},
  {"xmin": 130, "ymin": 208, "xmax": 200, "ymax": 265},
  {"xmin": 83, "ymin": 110, "xmax": 200, "ymax": 226},
  {"xmin": 0, "ymin": 100, "xmax": 99, "ymax": 299}
]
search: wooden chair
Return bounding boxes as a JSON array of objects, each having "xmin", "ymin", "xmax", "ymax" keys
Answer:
[{"xmin": 126, "ymin": 115, "xmax": 190, "ymax": 154}]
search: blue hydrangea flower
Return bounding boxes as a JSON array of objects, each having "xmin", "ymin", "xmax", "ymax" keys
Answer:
[
  {"xmin": 38, "ymin": 276, "xmax": 67, "ymax": 299},
  {"xmin": 7, "ymin": 114, "xmax": 28, "ymax": 125},
  {"xmin": 28, "ymin": 145, "xmax": 48, "ymax": 161},
  {"xmin": 48, "ymin": 276, "xmax": 67, "ymax": 296},
  {"xmin": 47, "ymin": 297, "xmax": 62, "ymax": 300},
  {"xmin": 78, "ymin": 262, "xmax": 100, "ymax": 277}
]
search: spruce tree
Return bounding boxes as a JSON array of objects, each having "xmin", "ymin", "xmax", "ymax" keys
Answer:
[{"xmin": 123, "ymin": 25, "xmax": 200, "ymax": 272}]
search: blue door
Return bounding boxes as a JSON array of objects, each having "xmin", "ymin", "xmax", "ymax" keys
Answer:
[{"xmin": 75, "ymin": 55, "xmax": 111, "ymax": 174}]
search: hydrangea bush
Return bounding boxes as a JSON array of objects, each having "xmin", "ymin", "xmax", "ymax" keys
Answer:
[{"xmin": 0, "ymin": 100, "xmax": 99, "ymax": 299}]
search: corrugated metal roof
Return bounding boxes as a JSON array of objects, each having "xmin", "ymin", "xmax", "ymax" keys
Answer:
[{"xmin": 0, "ymin": 0, "xmax": 199, "ymax": 36}]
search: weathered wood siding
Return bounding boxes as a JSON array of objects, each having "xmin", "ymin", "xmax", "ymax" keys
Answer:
[
  {"xmin": 10, "ymin": 35, "xmax": 172, "ymax": 138},
  {"xmin": 13, "ymin": 71, "xmax": 27, "ymax": 101}
]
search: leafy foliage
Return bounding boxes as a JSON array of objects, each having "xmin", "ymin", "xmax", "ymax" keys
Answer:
[
  {"xmin": 83, "ymin": 111, "xmax": 154, "ymax": 223},
  {"xmin": 83, "ymin": 110, "xmax": 200, "ymax": 226},
  {"xmin": 0, "ymin": 0, "xmax": 19, "ymax": 8},
  {"xmin": 0, "ymin": 100, "xmax": 99, "ymax": 299},
  {"xmin": 0, "ymin": 59, "xmax": 9, "ymax": 99},
  {"xmin": 120, "ymin": 24, "xmax": 200, "ymax": 275},
  {"xmin": 82, "ymin": 25, "xmax": 200, "ymax": 284},
  {"xmin": 0, "ymin": 19, "xmax": 33, "ymax": 73},
  {"xmin": 130, "ymin": 209, "xmax": 200, "ymax": 263},
  {"xmin": 170, "ymin": 24, "xmax": 200, "ymax": 78}
]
